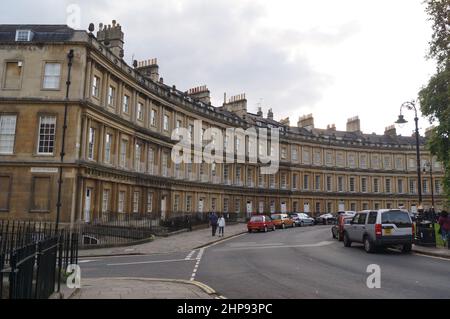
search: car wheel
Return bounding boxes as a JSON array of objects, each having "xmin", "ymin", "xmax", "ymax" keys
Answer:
[
  {"xmin": 248, "ymin": 229, "xmax": 252, "ymax": 233},
  {"xmin": 264, "ymin": 226, "xmax": 268, "ymax": 233},
  {"xmin": 402, "ymin": 243, "xmax": 412, "ymax": 253},
  {"xmin": 343, "ymin": 232, "xmax": 351, "ymax": 247},
  {"xmin": 364, "ymin": 236, "xmax": 375, "ymax": 253},
  {"xmin": 332, "ymin": 231, "xmax": 336, "ymax": 239}
]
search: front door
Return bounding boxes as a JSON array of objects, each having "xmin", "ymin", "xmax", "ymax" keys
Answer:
[{"xmin": 84, "ymin": 188, "xmax": 92, "ymax": 223}]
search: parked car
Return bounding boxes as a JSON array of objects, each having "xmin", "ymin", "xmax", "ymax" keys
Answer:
[
  {"xmin": 271, "ymin": 213, "xmax": 295, "ymax": 229},
  {"xmin": 315, "ymin": 213, "xmax": 337, "ymax": 225},
  {"xmin": 342, "ymin": 209, "xmax": 414, "ymax": 253},
  {"xmin": 337, "ymin": 211, "xmax": 356, "ymax": 217},
  {"xmin": 247, "ymin": 215, "xmax": 276, "ymax": 233},
  {"xmin": 289, "ymin": 213, "xmax": 315, "ymax": 226},
  {"xmin": 332, "ymin": 215, "xmax": 353, "ymax": 241}
]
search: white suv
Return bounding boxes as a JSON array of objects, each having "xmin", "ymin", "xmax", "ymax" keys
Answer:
[{"xmin": 343, "ymin": 209, "xmax": 414, "ymax": 253}]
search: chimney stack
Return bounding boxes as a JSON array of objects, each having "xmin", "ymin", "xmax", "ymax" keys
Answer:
[
  {"xmin": 97, "ymin": 20, "xmax": 124, "ymax": 58},
  {"xmin": 223, "ymin": 93, "xmax": 247, "ymax": 118},
  {"xmin": 297, "ymin": 114, "xmax": 314, "ymax": 131},
  {"xmin": 346, "ymin": 116, "xmax": 360, "ymax": 133},
  {"xmin": 136, "ymin": 58, "xmax": 159, "ymax": 82},
  {"xmin": 326, "ymin": 124, "xmax": 336, "ymax": 131},
  {"xmin": 187, "ymin": 85, "xmax": 211, "ymax": 104},
  {"xmin": 384, "ymin": 125, "xmax": 397, "ymax": 137},
  {"xmin": 267, "ymin": 108, "xmax": 274, "ymax": 120},
  {"xmin": 256, "ymin": 107, "xmax": 263, "ymax": 117}
]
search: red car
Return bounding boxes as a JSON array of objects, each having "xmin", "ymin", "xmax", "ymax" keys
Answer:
[
  {"xmin": 247, "ymin": 215, "xmax": 276, "ymax": 233},
  {"xmin": 332, "ymin": 214, "xmax": 354, "ymax": 241}
]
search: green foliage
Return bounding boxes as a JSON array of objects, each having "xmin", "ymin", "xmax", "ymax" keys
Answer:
[{"xmin": 419, "ymin": 0, "xmax": 450, "ymax": 208}]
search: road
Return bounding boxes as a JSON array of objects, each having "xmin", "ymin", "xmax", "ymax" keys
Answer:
[{"xmin": 79, "ymin": 225, "xmax": 450, "ymax": 299}]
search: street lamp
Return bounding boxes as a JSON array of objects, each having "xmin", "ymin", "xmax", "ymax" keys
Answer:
[{"xmin": 395, "ymin": 101, "xmax": 423, "ymax": 208}]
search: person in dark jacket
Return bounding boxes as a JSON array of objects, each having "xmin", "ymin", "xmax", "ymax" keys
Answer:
[
  {"xmin": 438, "ymin": 210, "xmax": 450, "ymax": 247},
  {"xmin": 209, "ymin": 212, "xmax": 218, "ymax": 236}
]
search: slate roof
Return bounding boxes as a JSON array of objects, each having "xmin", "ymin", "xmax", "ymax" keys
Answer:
[{"xmin": 0, "ymin": 25, "xmax": 75, "ymax": 42}]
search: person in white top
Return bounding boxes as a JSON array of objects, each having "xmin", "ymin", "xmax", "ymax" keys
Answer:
[{"xmin": 218, "ymin": 215, "xmax": 226, "ymax": 237}]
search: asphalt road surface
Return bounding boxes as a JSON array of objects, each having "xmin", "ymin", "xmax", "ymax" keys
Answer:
[{"xmin": 79, "ymin": 225, "xmax": 450, "ymax": 299}]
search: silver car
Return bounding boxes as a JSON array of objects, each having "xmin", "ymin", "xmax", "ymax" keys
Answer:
[
  {"xmin": 289, "ymin": 213, "xmax": 315, "ymax": 226},
  {"xmin": 343, "ymin": 209, "xmax": 413, "ymax": 253}
]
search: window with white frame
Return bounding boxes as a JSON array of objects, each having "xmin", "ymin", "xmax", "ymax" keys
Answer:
[
  {"xmin": 15, "ymin": 30, "xmax": 32, "ymax": 42},
  {"xmin": 147, "ymin": 147, "xmax": 154, "ymax": 173},
  {"xmin": 302, "ymin": 147, "xmax": 310, "ymax": 164},
  {"xmin": 385, "ymin": 178, "xmax": 391, "ymax": 193},
  {"xmin": 338, "ymin": 176, "xmax": 344, "ymax": 192},
  {"xmin": 281, "ymin": 173, "xmax": 287, "ymax": 189},
  {"xmin": 325, "ymin": 151, "xmax": 333, "ymax": 166},
  {"xmin": 435, "ymin": 179, "xmax": 441, "ymax": 194},
  {"xmin": 383, "ymin": 156, "xmax": 392, "ymax": 169},
  {"xmin": 315, "ymin": 175, "xmax": 321, "ymax": 191},
  {"xmin": 104, "ymin": 133, "xmax": 112, "ymax": 164},
  {"xmin": 291, "ymin": 147, "xmax": 298, "ymax": 161},
  {"xmin": 269, "ymin": 174, "xmax": 275, "ymax": 188},
  {"xmin": 88, "ymin": 127, "xmax": 95, "ymax": 160},
  {"xmin": 43, "ymin": 63, "xmax": 61, "ymax": 89},
  {"xmin": 223, "ymin": 165, "xmax": 229, "ymax": 181},
  {"xmin": 292, "ymin": 174, "xmax": 297, "ymax": 190},
  {"xmin": 150, "ymin": 109, "xmax": 157, "ymax": 126},
  {"xmin": 336, "ymin": 152, "xmax": 345, "ymax": 167},
  {"xmin": 163, "ymin": 115, "xmax": 169, "ymax": 131},
  {"xmin": 223, "ymin": 198, "xmax": 229, "ymax": 213},
  {"xmin": 372, "ymin": 155, "xmax": 380, "ymax": 169},
  {"xmin": 123, "ymin": 95, "xmax": 130, "ymax": 113},
  {"xmin": 423, "ymin": 179, "xmax": 428, "ymax": 194},
  {"xmin": 326, "ymin": 176, "xmax": 332, "ymax": 192},
  {"xmin": 303, "ymin": 174, "xmax": 309, "ymax": 190},
  {"xmin": 162, "ymin": 152, "xmax": 168, "ymax": 176},
  {"xmin": 409, "ymin": 178, "xmax": 416, "ymax": 194},
  {"xmin": 281, "ymin": 147, "xmax": 287, "ymax": 160},
  {"xmin": 92, "ymin": 76, "xmax": 100, "ymax": 97},
  {"xmin": 373, "ymin": 178, "xmax": 380, "ymax": 193},
  {"xmin": 37, "ymin": 115, "xmax": 56, "ymax": 155},
  {"xmin": 348, "ymin": 153, "xmax": 356, "ymax": 168},
  {"xmin": 108, "ymin": 86, "xmax": 116, "ymax": 106},
  {"xmin": 236, "ymin": 166, "xmax": 241, "ymax": 181},
  {"xmin": 349, "ymin": 177, "xmax": 355, "ymax": 192},
  {"xmin": 360, "ymin": 154, "xmax": 368, "ymax": 169},
  {"xmin": 118, "ymin": 191, "xmax": 126, "ymax": 213},
  {"xmin": 137, "ymin": 102, "xmax": 143, "ymax": 121},
  {"xmin": 361, "ymin": 177, "xmax": 367, "ymax": 193},
  {"xmin": 135, "ymin": 143, "xmax": 141, "ymax": 172},
  {"xmin": 313, "ymin": 150, "xmax": 322, "ymax": 166},
  {"xmin": 102, "ymin": 189, "xmax": 110, "ymax": 214},
  {"xmin": 119, "ymin": 139, "xmax": 128, "ymax": 167},
  {"xmin": 235, "ymin": 199, "xmax": 241, "ymax": 213},
  {"xmin": 395, "ymin": 157, "xmax": 404, "ymax": 170},
  {"xmin": 174, "ymin": 195, "xmax": 180, "ymax": 212},
  {"xmin": 397, "ymin": 179, "xmax": 404, "ymax": 194},
  {"xmin": 147, "ymin": 192, "xmax": 153, "ymax": 213},
  {"xmin": 133, "ymin": 191, "xmax": 139, "ymax": 213},
  {"xmin": 0, "ymin": 115, "xmax": 17, "ymax": 154}
]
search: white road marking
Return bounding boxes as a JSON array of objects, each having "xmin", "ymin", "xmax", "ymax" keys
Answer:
[
  {"xmin": 107, "ymin": 258, "xmax": 196, "ymax": 266},
  {"xmin": 190, "ymin": 247, "xmax": 205, "ymax": 281},
  {"xmin": 413, "ymin": 253, "xmax": 450, "ymax": 261},
  {"xmin": 185, "ymin": 250, "xmax": 197, "ymax": 260},
  {"xmin": 79, "ymin": 259, "xmax": 101, "ymax": 264}
]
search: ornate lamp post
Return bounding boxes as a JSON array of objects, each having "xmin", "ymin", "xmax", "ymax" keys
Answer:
[{"xmin": 395, "ymin": 101, "xmax": 423, "ymax": 208}]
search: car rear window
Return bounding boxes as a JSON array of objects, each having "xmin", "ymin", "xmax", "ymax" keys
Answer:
[
  {"xmin": 381, "ymin": 211, "xmax": 411, "ymax": 227},
  {"xmin": 367, "ymin": 212, "xmax": 377, "ymax": 224},
  {"xmin": 250, "ymin": 216, "xmax": 263, "ymax": 222}
]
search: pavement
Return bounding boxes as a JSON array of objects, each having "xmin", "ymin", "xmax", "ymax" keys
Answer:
[
  {"xmin": 412, "ymin": 244, "xmax": 450, "ymax": 259},
  {"xmin": 69, "ymin": 278, "xmax": 220, "ymax": 299},
  {"xmin": 78, "ymin": 223, "xmax": 247, "ymax": 258}
]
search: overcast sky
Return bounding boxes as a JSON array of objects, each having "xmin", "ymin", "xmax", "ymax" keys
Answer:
[{"xmin": 1, "ymin": 0, "xmax": 437, "ymax": 136}]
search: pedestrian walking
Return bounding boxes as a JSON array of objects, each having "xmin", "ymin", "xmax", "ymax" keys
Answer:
[
  {"xmin": 438, "ymin": 210, "xmax": 450, "ymax": 247},
  {"xmin": 218, "ymin": 214, "xmax": 226, "ymax": 237},
  {"xmin": 209, "ymin": 212, "xmax": 218, "ymax": 236}
]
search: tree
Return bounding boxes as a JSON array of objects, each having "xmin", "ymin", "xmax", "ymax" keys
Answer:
[{"xmin": 418, "ymin": 0, "xmax": 450, "ymax": 208}]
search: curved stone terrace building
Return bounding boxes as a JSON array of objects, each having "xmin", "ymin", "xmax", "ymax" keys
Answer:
[{"xmin": 0, "ymin": 22, "xmax": 445, "ymax": 224}]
